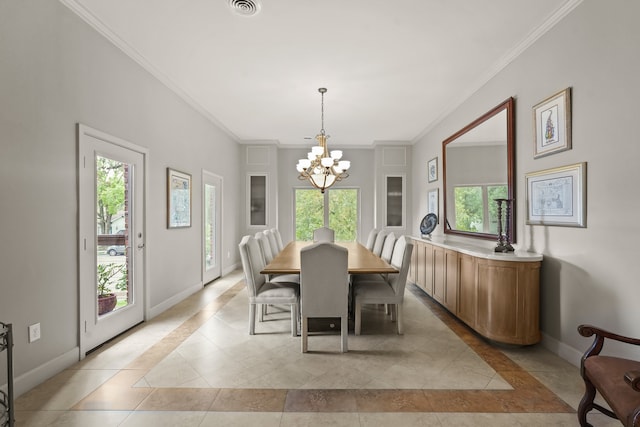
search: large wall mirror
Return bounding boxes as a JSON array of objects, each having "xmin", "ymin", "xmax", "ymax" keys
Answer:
[{"xmin": 442, "ymin": 97, "xmax": 515, "ymax": 242}]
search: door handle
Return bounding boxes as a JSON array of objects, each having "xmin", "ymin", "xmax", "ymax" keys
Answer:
[{"xmin": 137, "ymin": 243, "xmax": 145, "ymax": 249}]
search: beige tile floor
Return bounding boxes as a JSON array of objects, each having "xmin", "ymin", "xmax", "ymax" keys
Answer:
[{"xmin": 14, "ymin": 270, "xmax": 621, "ymax": 426}]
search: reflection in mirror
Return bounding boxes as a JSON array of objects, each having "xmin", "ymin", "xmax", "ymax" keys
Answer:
[{"xmin": 443, "ymin": 98, "xmax": 515, "ymax": 242}]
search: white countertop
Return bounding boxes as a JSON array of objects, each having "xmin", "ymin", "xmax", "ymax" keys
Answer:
[{"xmin": 410, "ymin": 235, "xmax": 543, "ymax": 262}]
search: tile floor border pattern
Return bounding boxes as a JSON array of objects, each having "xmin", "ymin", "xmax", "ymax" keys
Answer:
[{"xmin": 20, "ymin": 279, "xmax": 576, "ymax": 415}]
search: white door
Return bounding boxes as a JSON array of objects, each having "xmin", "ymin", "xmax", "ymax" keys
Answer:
[
  {"xmin": 202, "ymin": 171, "xmax": 222, "ymax": 283},
  {"xmin": 78, "ymin": 125, "xmax": 146, "ymax": 355}
]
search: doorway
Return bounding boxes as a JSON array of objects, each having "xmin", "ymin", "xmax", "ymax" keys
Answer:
[
  {"xmin": 78, "ymin": 125, "xmax": 147, "ymax": 355},
  {"xmin": 202, "ymin": 171, "xmax": 222, "ymax": 284}
]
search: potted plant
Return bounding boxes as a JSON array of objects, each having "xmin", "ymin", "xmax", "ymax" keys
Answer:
[{"xmin": 97, "ymin": 263, "xmax": 126, "ymax": 315}]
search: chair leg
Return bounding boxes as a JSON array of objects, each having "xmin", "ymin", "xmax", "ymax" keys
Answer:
[
  {"xmin": 355, "ymin": 300, "xmax": 362, "ymax": 335},
  {"xmin": 249, "ymin": 304, "xmax": 256, "ymax": 335},
  {"xmin": 291, "ymin": 303, "xmax": 298, "ymax": 337},
  {"xmin": 341, "ymin": 315, "xmax": 348, "ymax": 352},
  {"xmin": 396, "ymin": 304, "xmax": 403, "ymax": 335},
  {"xmin": 390, "ymin": 304, "xmax": 396, "ymax": 322},
  {"xmin": 260, "ymin": 304, "xmax": 265, "ymax": 322},
  {"xmin": 578, "ymin": 376, "xmax": 596, "ymax": 427},
  {"xmin": 301, "ymin": 316, "xmax": 308, "ymax": 353}
]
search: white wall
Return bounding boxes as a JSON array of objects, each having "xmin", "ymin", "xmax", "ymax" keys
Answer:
[
  {"xmin": 0, "ymin": 0, "xmax": 241, "ymax": 392},
  {"xmin": 412, "ymin": 0, "xmax": 640, "ymax": 364}
]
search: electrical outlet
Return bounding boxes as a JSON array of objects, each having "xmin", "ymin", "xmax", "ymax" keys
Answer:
[{"xmin": 28, "ymin": 323, "xmax": 41, "ymax": 343}]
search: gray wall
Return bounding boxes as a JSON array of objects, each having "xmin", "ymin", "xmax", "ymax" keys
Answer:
[
  {"xmin": 0, "ymin": 0, "xmax": 241, "ymax": 392},
  {"xmin": 412, "ymin": 0, "xmax": 640, "ymax": 363}
]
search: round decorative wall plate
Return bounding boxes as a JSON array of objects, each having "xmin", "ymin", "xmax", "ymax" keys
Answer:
[{"xmin": 420, "ymin": 213, "xmax": 438, "ymax": 236}]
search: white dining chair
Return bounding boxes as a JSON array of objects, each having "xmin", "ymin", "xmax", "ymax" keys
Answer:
[
  {"xmin": 238, "ymin": 235, "xmax": 299, "ymax": 336},
  {"xmin": 313, "ymin": 227, "xmax": 335, "ymax": 242},
  {"xmin": 352, "ymin": 232, "xmax": 396, "ymax": 286},
  {"xmin": 264, "ymin": 229, "xmax": 281, "ymax": 256},
  {"xmin": 371, "ymin": 230, "xmax": 388, "ymax": 256},
  {"xmin": 364, "ymin": 228, "xmax": 379, "ymax": 251},
  {"xmin": 255, "ymin": 232, "xmax": 300, "ymax": 287},
  {"xmin": 271, "ymin": 228, "xmax": 285, "ymax": 252},
  {"xmin": 300, "ymin": 242, "xmax": 349, "ymax": 352},
  {"xmin": 353, "ymin": 236, "xmax": 414, "ymax": 335}
]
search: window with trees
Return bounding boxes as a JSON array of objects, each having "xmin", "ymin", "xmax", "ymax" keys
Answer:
[
  {"xmin": 453, "ymin": 184, "xmax": 507, "ymax": 234},
  {"xmin": 295, "ymin": 188, "xmax": 358, "ymax": 242}
]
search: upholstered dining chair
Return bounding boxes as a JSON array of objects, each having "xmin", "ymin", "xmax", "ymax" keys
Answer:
[
  {"xmin": 300, "ymin": 242, "xmax": 349, "ymax": 352},
  {"xmin": 371, "ymin": 230, "xmax": 388, "ymax": 257},
  {"xmin": 313, "ymin": 226, "xmax": 335, "ymax": 242},
  {"xmin": 255, "ymin": 232, "xmax": 300, "ymax": 286},
  {"xmin": 353, "ymin": 235, "xmax": 413, "ymax": 335},
  {"xmin": 271, "ymin": 228, "xmax": 285, "ymax": 252},
  {"xmin": 238, "ymin": 235, "xmax": 299, "ymax": 336},
  {"xmin": 264, "ymin": 229, "xmax": 281, "ymax": 256},
  {"xmin": 364, "ymin": 228, "xmax": 379, "ymax": 251},
  {"xmin": 352, "ymin": 232, "xmax": 396, "ymax": 286}
]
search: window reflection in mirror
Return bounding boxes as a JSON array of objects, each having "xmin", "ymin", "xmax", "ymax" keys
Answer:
[{"xmin": 443, "ymin": 98, "xmax": 515, "ymax": 242}]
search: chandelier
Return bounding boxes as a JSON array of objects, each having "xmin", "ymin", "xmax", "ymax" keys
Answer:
[{"xmin": 296, "ymin": 88, "xmax": 350, "ymax": 193}]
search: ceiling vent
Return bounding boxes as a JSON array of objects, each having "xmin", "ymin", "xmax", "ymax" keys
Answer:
[{"xmin": 228, "ymin": 0, "xmax": 261, "ymax": 17}]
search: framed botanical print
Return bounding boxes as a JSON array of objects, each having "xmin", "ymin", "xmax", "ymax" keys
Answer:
[
  {"xmin": 427, "ymin": 157, "xmax": 438, "ymax": 183},
  {"xmin": 167, "ymin": 168, "xmax": 192, "ymax": 228},
  {"xmin": 525, "ymin": 162, "xmax": 586, "ymax": 227},
  {"xmin": 533, "ymin": 87, "xmax": 572, "ymax": 158}
]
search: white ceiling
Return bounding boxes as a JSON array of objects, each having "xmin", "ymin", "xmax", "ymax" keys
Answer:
[{"xmin": 62, "ymin": 0, "xmax": 580, "ymax": 147}]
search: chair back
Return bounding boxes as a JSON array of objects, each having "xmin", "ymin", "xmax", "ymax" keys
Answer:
[
  {"xmin": 313, "ymin": 227, "xmax": 335, "ymax": 242},
  {"xmin": 255, "ymin": 232, "xmax": 274, "ymax": 264},
  {"xmin": 371, "ymin": 230, "xmax": 388, "ymax": 256},
  {"xmin": 388, "ymin": 236, "xmax": 414, "ymax": 296},
  {"xmin": 238, "ymin": 235, "xmax": 266, "ymax": 299},
  {"xmin": 364, "ymin": 228, "xmax": 378, "ymax": 251},
  {"xmin": 264, "ymin": 229, "xmax": 280, "ymax": 256},
  {"xmin": 271, "ymin": 228, "xmax": 285, "ymax": 252},
  {"xmin": 300, "ymin": 242, "xmax": 348, "ymax": 318},
  {"xmin": 380, "ymin": 232, "xmax": 396, "ymax": 263}
]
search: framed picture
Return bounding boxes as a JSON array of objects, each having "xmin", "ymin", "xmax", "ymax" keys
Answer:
[
  {"xmin": 428, "ymin": 188, "xmax": 439, "ymax": 223},
  {"xmin": 167, "ymin": 168, "xmax": 192, "ymax": 228},
  {"xmin": 427, "ymin": 157, "xmax": 438, "ymax": 183},
  {"xmin": 533, "ymin": 87, "xmax": 572, "ymax": 158},
  {"xmin": 525, "ymin": 162, "xmax": 586, "ymax": 227}
]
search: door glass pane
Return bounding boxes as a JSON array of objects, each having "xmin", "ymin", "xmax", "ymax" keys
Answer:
[
  {"xmin": 295, "ymin": 189, "xmax": 324, "ymax": 241},
  {"xmin": 249, "ymin": 175, "xmax": 266, "ymax": 226},
  {"xmin": 96, "ymin": 155, "xmax": 130, "ymax": 315},
  {"xmin": 386, "ymin": 176, "xmax": 403, "ymax": 227},
  {"xmin": 328, "ymin": 189, "xmax": 358, "ymax": 242},
  {"xmin": 204, "ymin": 183, "xmax": 216, "ymax": 271}
]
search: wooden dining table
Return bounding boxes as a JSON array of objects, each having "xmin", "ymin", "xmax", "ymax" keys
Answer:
[{"xmin": 261, "ymin": 241, "xmax": 398, "ymax": 275}]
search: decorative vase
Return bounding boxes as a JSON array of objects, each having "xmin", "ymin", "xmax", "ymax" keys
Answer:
[{"xmin": 98, "ymin": 294, "xmax": 117, "ymax": 315}]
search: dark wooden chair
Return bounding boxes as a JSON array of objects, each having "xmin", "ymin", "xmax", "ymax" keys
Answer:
[{"xmin": 578, "ymin": 324, "xmax": 640, "ymax": 426}]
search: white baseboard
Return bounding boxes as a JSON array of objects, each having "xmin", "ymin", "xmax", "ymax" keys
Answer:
[
  {"xmin": 222, "ymin": 263, "xmax": 238, "ymax": 276},
  {"xmin": 540, "ymin": 332, "xmax": 583, "ymax": 368},
  {"xmin": 9, "ymin": 347, "xmax": 79, "ymax": 398},
  {"xmin": 148, "ymin": 281, "xmax": 203, "ymax": 319}
]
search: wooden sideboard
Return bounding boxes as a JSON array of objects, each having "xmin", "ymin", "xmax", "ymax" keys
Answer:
[{"xmin": 409, "ymin": 236, "xmax": 542, "ymax": 345}]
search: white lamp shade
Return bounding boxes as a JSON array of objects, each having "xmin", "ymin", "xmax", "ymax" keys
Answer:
[
  {"xmin": 300, "ymin": 159, "xmax": 311, "ymax": 168},
  {"xmin": 296, "ymin": 163, "xmax": 304, "ymax": 172},
  {"xmin": 330, "ymin": 150, "xmax": 342, "ymax": 160},
  {"xmin": 311, "ymin": 146, "xmax": 324, "ymax": 156},
  {"xmin": 338, "ymin": 160, "xmax": 351, "ymax": 170},
  {"xmin": 311, "ymin": 173, "xmax": 336, "ymax": 189},
  {"xmin": 321, "ymin": 157, "xmax": 333, "ymax": 167},
  {"xmin": 307, "ymin": 152, "xmax": 316, "ymax": 161}
]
